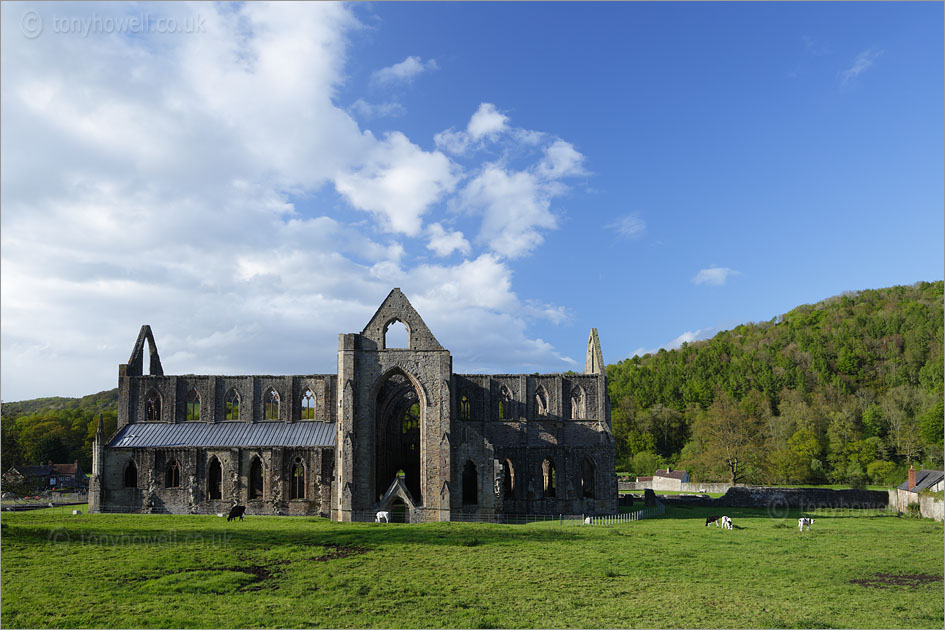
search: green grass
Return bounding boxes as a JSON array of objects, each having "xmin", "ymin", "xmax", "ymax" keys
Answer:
[{"xmin": 1, "ymin": 507, "xmax": 942, "ymax": 628}]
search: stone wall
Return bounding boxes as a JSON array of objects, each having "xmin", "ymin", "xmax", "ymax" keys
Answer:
[
  {"xmin": 892, "ymin": 488, "xmax": 945, "ymax": 521},
  {"xmin": 653, "ymin": 486, "xmax": 889, "ymax": 512}
]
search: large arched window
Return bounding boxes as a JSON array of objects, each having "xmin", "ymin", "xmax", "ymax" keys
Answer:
[
  {"xmin": 541, "ymin": 458, "xmax": 556, "ymax": 498},
  {"xmin": 459, "ymin": 393, "xmax": 471, "ymax": 421},
  {"xmin": 186, "ymin": 387, "xmax": 201, "ymax": 421},
  {"xmin": 249, "ymin": 457, "xmax": 263, "ymax": 500},
  {"xmin": 498, "ymin": 386, "xmax": 512, "ymax": 420},
  {"xmin": 224, "ymin": 389, "xmax": 240, "ymax": 421},
  {"xmin": 384, "ymin": 319, "xmax": 409, "ymax": 349},
  {"xmin": 503, "ymin": 459, "xmax": 515, "ymax": 498},
  {"xmin": 264, "ymin": 388, "xmax": 280, "ymax": 421},
  {"xmin": 290, "ymin": 457, "xmax": 305, "ymax": 499},
  {"xmin": 124, "ymin": 461, "xmax": 138, "ymax": 488},
  {"xmin": 582, "ymin": 457, "xmax": 596, "ymax": 499},
  {"xmin": 165, "ymin": 460, "xmax": 181, "ymax": 488},
  {"xmin": 301, "ymin": 389, "xmax": 316, "ymax": 420},
  {"xmin": 145, "ymin": 390, "xmax": 161, "ymax": 422},
  {"xmin": 535, "ymin": 386, "xmax": 549, "ymax": 417},
  {"xmin": 207, "ymin": 457, "xmax": 222, "ymax": 500},
  {"xmin": 571, "ymin": 386, "xmax": 586, "ymax": 419},
  {"xmin": 462, "ymin": 460, "xmax": 478, "ymax": 505}
]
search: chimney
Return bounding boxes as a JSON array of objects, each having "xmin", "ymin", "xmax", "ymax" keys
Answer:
[{"xmin": 908, "ymin": 465, "xmax": 916, "ymax": 491}]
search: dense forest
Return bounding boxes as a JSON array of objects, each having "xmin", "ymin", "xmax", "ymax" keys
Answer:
[
  {"xmin": 608, "ymin": 281, "xmax": 944, "ymax": 485},
  {"xmin": 1, "ymin": 389, "xmax": 118, "ymax": 473},
  {"xmin": 2, "ymin": 282, "xmax": 943, "ymax": 486}
]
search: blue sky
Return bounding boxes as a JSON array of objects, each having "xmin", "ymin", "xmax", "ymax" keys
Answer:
[{"xmin": 1, "ymin": 2, "xmax": 942, "ymax": 400}]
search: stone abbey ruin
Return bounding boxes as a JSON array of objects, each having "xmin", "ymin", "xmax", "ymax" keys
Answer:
[{"xmin": 89, "ymin": 289, "xmax": 617, "ymax": 521}]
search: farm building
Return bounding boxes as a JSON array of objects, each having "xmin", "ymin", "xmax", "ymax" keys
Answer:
[
  {"xmin": 89, "ymin": 289, "xmax": 617, "ymax": 522},
  {"xmin": 3, "ymin": 461, "xmax": 88, "ymax": 492}
]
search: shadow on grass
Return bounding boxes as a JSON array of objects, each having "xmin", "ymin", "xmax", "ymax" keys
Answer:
[{"xmin": 1, "ymin": 512, "xmax": 585, "ymax": 552}]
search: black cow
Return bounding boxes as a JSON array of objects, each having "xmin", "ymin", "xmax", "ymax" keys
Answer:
[
  {"xmin": 705, "ymin": 515, "xmax": 721, "ymax": 527},
  {"xmin": 227, "ymin": 505, "xmax": 246, "ymax": 522}
]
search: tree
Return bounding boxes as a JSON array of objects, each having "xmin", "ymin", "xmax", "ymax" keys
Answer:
[{"xmin": 688, "ymin": 391, "xmax": 765, "ymax": 484}]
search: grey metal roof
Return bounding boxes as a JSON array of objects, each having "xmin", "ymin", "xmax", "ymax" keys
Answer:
[
  {"xmin": 108, "ymin": 421, "xmax": 336, "ymax": 449},
  {"xmin": 898, "ymin": 469, "xmax": 945, "ymax": 492}
]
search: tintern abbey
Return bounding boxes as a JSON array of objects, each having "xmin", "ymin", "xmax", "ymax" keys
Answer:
[{"xmin": 90, "ymin": 289, "xmax": 617, "ymax": 521}]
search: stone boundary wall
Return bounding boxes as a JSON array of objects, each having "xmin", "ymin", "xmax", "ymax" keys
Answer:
[
  {"xmin": 891, "ymin": 488, "xmax": 945, "ymax": 522},
  {"xmin": 653, "ymin": 486, "xmax": 889, "ymax": 513}
]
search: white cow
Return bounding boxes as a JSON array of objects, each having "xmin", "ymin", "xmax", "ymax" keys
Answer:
[
  {"xmin": 375, "ymin": 511, "xmax": 390, "ymax": 523},
  {"xmin": 720, "ymin": 515, "xmax": 733, "ymax": 530},
  {"xmin": 584, "ymin": 516, "xmax": 592, "ymax": 525},
  {"xmin": 798, "ymin": 517, "xmax": 814, "ymax": 531}
]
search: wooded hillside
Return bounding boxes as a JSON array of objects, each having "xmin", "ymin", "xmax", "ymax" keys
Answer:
[{"xmin": 608, "ymin": 281, "xmax": 944, "ymax": 485}]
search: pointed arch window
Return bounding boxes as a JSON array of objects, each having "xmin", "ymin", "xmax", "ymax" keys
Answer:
[
  {"xmin": 145, "ymin": 390, "xmax": 161, "ymax": 422},
  {"xmin": 582, "ymin": 457, "xmax": 596, "ymax": 499},
  {"xmin": 459, "ymin": 393, "xmax": 471, "ymax": 421},
  {"xmin": 498, "ymin": 386, "xmax": 512, "ymax": 420},
  {"xmin": 249, "ymin": 457, "xmax": 263, "ymax": 500},
  {"xmin": 290, "ymin": 457, "xmax": 305, "ymax": 499},
  {"xmin": 571, "ymin": 386, "xmax": 586, "ymax": 419},
  {"xmin": 264, "ymin": 388, "xmax": 280, "ymax": 420},
  {"xmin": 124, "ymin": 461, "xmax": 138, "ymax": 488},
  {"xmin": 301, "ymin": 389, "xmax": 316, "ymax": 420},
  {"xmin": 541, "ymin": 458, "xmax": 556, "ymax": 498},
  {"xmin": 165, "ymin": 460, "xmax": 181, "ymax": 488},
  {"xmin": 186, "ymin": 387, "xmax": 201, "ymax": 421},
  {"xmin": 462, "ymin": 460, "xmax": 478, "ymax": 505},
  {"xmin": 503, "ymin": 459, "xmax": 515, "ymax": 498},
  {"xmin": 535, "ymin": 386, "xmax": 549, "ymax": 417},
  {"xmin": 207, "ymin": 457, "xmax": 222, "ymax": 500},
  {"xmin": 224, "ymin": 389, "xmax": 240, "ymax": 421}
]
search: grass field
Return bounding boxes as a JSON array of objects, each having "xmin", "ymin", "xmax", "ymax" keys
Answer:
[{"xmin": 1, "ymin": 506, "xmax": 942, "ymax": 629}]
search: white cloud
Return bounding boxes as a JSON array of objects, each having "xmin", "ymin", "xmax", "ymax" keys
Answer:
[
  {"xmin": 692, "ymin": 266, "xmax": 741, "ymax": 286},
  {"xmin": 349, "ymin": 98, "xmax": 407, "ymax": 119},
  {"xmin": 467, "ymin": 103, "xmax": 509, "ymax": 140},
  {"xmin": 0, "ymin": 2, "xmax": 588, "ymax": 400},
  {"xmin": 334, "ymin": 131, "xmax": 458, "ymax": 236},
  {"xmin": 629, "ymin": 325, "xmax": 721, "ymax": 358},
  {"xmin": 608, "ymin": 213, "xmax": 646, "ymax": 239},
  {"xmin": 435, "ymin": 102, "xmax": 509, "ymax": 155},
  {"xmin": 371, "ymin": 55, "xmax": 438, "ymax": 86},
  {"xmin": 839, "ymin": 48, "xmax": 883, "ymax": 85},
  {"xmin": 426, "ymin": 223, "xmax": 471, "ymax": 257}
]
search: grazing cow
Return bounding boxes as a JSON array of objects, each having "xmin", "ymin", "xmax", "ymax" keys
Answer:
[
  {"xmin": 227, "ymin": 505, "xmax": 246, "ymax": 522},
  {"xmin": 720, "ymin": 515, "xmax": 733, "ymax": 530},
  {"xmin": 705, "ymin": 515, "xmax": 721, "ymax": 527},
  {"xmin": 798, "ymin": 517, "xmax": 814, "ymax": 531},
  {"xmin": 375, "ymin": 511, "xmax": 390, "ymax": 523}
]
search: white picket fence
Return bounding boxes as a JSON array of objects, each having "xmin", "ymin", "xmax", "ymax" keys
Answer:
[{"xmin": 584, "ymin": 500, "xmax": 665, "ymax": 525}]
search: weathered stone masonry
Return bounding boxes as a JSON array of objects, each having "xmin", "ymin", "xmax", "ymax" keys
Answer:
[{"xmin": 90, "ymin": 289, "xmax": 616, "ymax": 521}]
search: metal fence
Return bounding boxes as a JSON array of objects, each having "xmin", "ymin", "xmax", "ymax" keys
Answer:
[{"xmin": 584, "ymin": 499, "xmax": 666, "ymax": 525}]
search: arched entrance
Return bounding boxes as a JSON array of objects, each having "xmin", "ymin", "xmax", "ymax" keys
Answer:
[{"xmin": 375, "ymin": 371, "xmax": 423, "ymax": 505}]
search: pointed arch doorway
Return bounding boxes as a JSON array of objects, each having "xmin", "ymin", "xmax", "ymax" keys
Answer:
[{"xmin": 375, "ymin": 371, "xmax": 423, "ymax": 506}]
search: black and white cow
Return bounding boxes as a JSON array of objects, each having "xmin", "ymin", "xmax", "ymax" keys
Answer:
[{"xmin": 798, "ymin": 517, "xmax": 814, "ymax": 531}]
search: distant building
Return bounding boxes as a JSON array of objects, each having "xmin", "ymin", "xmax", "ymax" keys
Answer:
[
  {"xmin": 3, "ymin": 461, "xmax": 88, "ymax": 492},
  {"xmin": 652, "ymin": 468, "xmax": 689, "ymax": 491},
  {"xmin": 898, "ymin": 467, "xmax": 944, "ymax": 494}
]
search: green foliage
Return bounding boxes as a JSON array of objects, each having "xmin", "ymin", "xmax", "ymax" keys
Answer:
[
  {"xmin": 610, "ymin": 281, "xmax": 944, "ymax": 484},
  {"xmin": 1, "ymin": 390, "xmax": 118, "ymax": 471}
]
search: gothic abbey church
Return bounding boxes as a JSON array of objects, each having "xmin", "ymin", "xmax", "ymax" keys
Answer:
[{"xmin": 89, "ymin": 289, "xmax": 617, "ymax": 521}]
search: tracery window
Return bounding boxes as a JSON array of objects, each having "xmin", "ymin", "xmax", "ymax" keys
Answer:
[
  {"xmin": 224, "ymin": 389, "xmax": 240, "ymax": 421},
  {"xmin": 249, "ymin": 457, "xmax": 263, "ymax": 500},
  {"xmin": 571, "ymin": 386, "xmax": 586, "ymax": 419},
  {"xmin": 165, "ymin": 460, "xmax": 180, "ymax": 488},
  {"xmin": 264, "ymin": 388, "xmax": 280, "ymax": 420},
  {"xmin": 459, "ymin": 393, "xmax": 471, "ymax": 421},
  {"xmin": 535, "ymin": 386, "xmax": 548, "ymax": 417},
  {"xmin": 290, "ymin": 457, "xmax": 305, "ymax": 499},
  {"xmin": 145, "ymin": 390, "xmax": 161, "ymax": 422},
  {"xmin": 541, "ymin": 458, "xmax": 556, "ymax": 498},
  {"xmin": 186, "ymin": 387, "xmax": 201, "ymax": 421},
  {"xmin": 301, "ymin": 389, "xmax": 316, "ymax": 420},
  {"xmin": 498, "ymin": 386, "xmax": 512, "ymax": 420}
]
